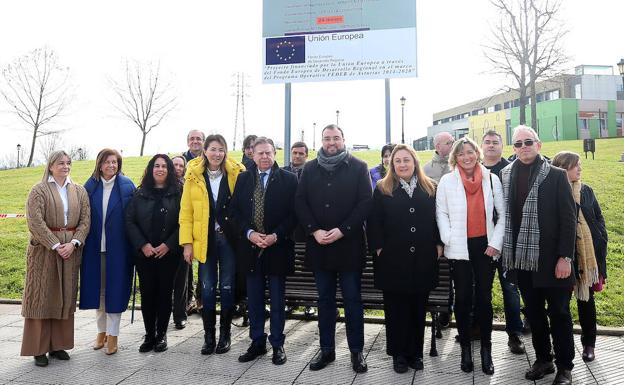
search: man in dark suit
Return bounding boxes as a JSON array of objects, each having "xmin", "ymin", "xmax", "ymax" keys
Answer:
[
  {"xmin": 295, "ymin": 124, "xmax": 373, "ymax": 373},
  {"xmin": 500, "ymin": 126, "xmax": 576, "ymax": 385},
  {"xmin": 230, "ymin": 137, "xmax": 298, "ymax": 365}
]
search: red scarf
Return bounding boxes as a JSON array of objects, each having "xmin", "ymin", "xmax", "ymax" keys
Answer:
[{"xmin": 458, "ymin": 165, "xmax": 486, "ymax": 238}]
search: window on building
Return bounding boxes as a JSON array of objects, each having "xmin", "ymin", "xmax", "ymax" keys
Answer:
[
  {"xmin": 503, "ymin": 101, "xmax": 512, "ymax": 109},
  {"xmin": 494, "ymin": 104, "xmax": 502, "ymax": 111},
  {"xmin": 537, "ymin": 93, "xmax": 544, "ymax": 102},
  {"xmin": 574, "ymin": 84, "xmax": 582, "ymax": 99},
  {"xmin": 550, "ymin": 90, "xmax": 559, "ymax": 100}
]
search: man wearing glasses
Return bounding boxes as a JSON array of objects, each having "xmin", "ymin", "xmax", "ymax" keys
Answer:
[
  {"xmin": 424, "ymin": 131, "xmax": 454, "ymax": 183},
  {"xmin": 295, "ymin": 124, "xmax": 372, "ymax": 373},
  {"xmin": 500, "ymin": 126, "xmax": 576, "ymax": 385}
]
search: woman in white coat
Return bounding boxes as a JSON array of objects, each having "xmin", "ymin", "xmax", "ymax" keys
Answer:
[{"xmin": 436, "ymin": 136, "xmax": 505, "ymax": 376}]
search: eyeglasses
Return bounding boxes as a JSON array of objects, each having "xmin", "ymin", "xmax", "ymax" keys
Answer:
[{"xmin": 513, "ymin": 139, "xmax": 536, "ymax": 148}]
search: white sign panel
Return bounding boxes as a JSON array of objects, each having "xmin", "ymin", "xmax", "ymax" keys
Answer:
[{"xmin": 262, "ymin": 0, "xmax": 417, "ymax": 84}]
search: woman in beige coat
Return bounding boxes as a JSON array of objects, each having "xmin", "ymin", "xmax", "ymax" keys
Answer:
[{"xmin": 20, "ymin": 150, "xmax": 90, "ymax": 367}]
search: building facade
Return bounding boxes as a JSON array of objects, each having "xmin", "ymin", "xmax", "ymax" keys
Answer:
[{"xmin": 423, "ymin": 65, "xmax": 624, "ymax": 148}]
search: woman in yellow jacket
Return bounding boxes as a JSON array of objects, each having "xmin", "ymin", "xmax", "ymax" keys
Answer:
[{"xmin": 179, "ymin": 134, "xmax": 245, "ymax": 355}]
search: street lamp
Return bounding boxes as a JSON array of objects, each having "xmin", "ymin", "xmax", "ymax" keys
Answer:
[
  {"xmin": 400, "ymin": 96, "xmax": 406, "ymax": 144},
  {"xmin": 312, "ymin": 122, "xmax": 316, "ymax": 150},
  {"xmin": 336, "ymin": 110, "xmax": 340, "ymax": 125},
  {"xmin": 618, "ymin": 58, "xmax": 624, "ymax": 96},
  {"xmin": 16, "ymin": 144, "xmax": 21, "ymax": 168}
]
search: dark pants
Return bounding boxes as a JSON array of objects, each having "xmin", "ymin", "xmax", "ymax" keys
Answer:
[
  {"xmin": 577, "ymin": 287, "xmax": 596, "ymax": 348},
  {"xmin": 383, "ymin": 290, "xmax": 429, "ymax": 358},
  {"xmin": 450, "ymin": 236, "xmax": 495, "ymax": 347},
  {"xmin": 136, "ymin": 254, "xmax": 178, "ymax": 337},
  {"xmin": 496, "ymin": 262, "xmax": 524, "ymax": 336},
  {"xmin": 198, "ymin": 232, "xmax": 236, "ymax": 311},
  {"xmin": 314, "ymin": 269, "xmax": 364, "ymax": 352},
  {"xmin": 246, "ymin": 262, "xmax": 286, "ymax": 347},
  {"xmin": 517, "ymin": 271, "xmax": 575, "ymax": 370},
  {"xmin": 172, "ymin": 257, "xmax": 190, "ymax": 323}
]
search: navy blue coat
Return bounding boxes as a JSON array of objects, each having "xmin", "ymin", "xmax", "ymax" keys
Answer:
[
  {"xmin": 80, "ymin": 175, "xmax": 135, "ymax": 313},
  {"xmin": 230, "ymin": 163, "xmax": 298, "ymax": 276}
]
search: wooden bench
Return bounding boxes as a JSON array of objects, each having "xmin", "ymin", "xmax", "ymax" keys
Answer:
[{"xmin": 280, "ymin": 242, "xmax": 452, "ymax": 356}]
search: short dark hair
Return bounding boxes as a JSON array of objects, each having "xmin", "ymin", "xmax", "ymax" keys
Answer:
[
  {"xmin": 321, "ymin": 124, "xmax": 344, "ymax": 138},
  {"xmin": 139, "ymin": 154, "xmax": 179, "ymax": 192},
  {"xmin": 93, "ymin": 148, "xmax": 123, "ymax": 180},
  {"xmin": 482, "ymin": 130, "xmax": 502, "ymax": 142},
  {"xmin": 291, "ymin": 141, "xmax": 308, "ymax": 154},
  {"xmin": 252, "ymin": 136, "xmax": 276, "ymax": 152},
  {"xmin": 243, "ymin": 135, "xmax": 258, "ymax": 149}
]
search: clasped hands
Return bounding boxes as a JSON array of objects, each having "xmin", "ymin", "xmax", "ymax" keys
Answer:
[
  {"xmin": 313, "ymin": 228, "xmax": 343, "ymax": 245},
  {"xmin": 141, "ymin": 243, "xmax": 170, "ymax": 258},
  {"xmin": 249, "ymin": 231, "xmax": 277, "ymax": 249},
  {"xmin": 56, "ymin": 243, "xmax": 75, "ymax": 260}
]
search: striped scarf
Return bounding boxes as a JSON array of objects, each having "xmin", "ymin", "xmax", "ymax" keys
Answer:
[
  {"xmin": 501, "ymin": 159, "xmax": 550, "ymax": 271},
  {"xmin": 572, "ymin": 181, "xmax": 599, "ymax": 301}
]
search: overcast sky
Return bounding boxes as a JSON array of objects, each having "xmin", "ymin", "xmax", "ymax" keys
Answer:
[{"xmin": 1, "ymin": 0, "xmax": 622, "ymax": 160}]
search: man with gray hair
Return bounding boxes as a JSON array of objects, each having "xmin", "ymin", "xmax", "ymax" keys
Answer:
[
  {"xmin": 424, "ymin": 131, "xmax": 454, "ymax": 183},
  {"xmin": 500, "ymin": 125, "xmax": 576, "ymax": 385},
  {"xmin": 183, "ymin": 130, "xmax": 205, "ymax": 162}
]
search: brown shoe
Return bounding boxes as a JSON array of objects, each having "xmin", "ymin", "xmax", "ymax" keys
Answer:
[
  {"xmin": 93, "ymin": 332, "xmax": 107, "ymax": 350},
  {"xmin": 105, "ymin": 335, "xmax": 118, "ymax": 355}
]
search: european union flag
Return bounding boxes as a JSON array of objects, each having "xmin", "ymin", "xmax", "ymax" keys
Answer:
[{"xmin": 266, "ymin": 36, "xmax": 305, "ymax": 65}]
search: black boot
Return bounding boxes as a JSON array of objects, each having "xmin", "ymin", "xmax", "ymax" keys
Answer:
[
  {"xmin": 460, "ymin": 344, "xmax": 473, "ymax": 373},
  {"xmin": 154, "ymin": 334, "xmax": 168, "ymax": 352},
  {"xmin": 201, "ymin": 309, "xmax": 216, "ymax": 355},
  {"xmin": 480, "ymin": 344, "xmax": 494, "ymax": 375},
  {"xmin": 216, "ymin": 308, "xmax": 233, "ymax": 354}
]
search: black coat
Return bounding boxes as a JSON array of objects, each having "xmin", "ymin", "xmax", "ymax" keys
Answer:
[
  {"xmin": 230, "ymin": 163, "xmax": 298, "ymax": 276},
  {"xmin": 125, "ymin": 185, "xmax": 181, "ymax": 259},
  {"xmin": 368, "ymin": 184, "xmax": 440, "ymax": 293},
  {"xmin": 507, "ymin": 159, "xmax": 577, "ymax": 288},
  {"xmin": 295, "ymin": 154, "xmax": 373, "ymax": 272},
  {"xmin": 579, "ymin": 184, "xmax": 608, "ymax": 279}
]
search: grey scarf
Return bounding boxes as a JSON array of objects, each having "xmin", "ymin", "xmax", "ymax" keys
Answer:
[
  {"xmin": 317, "ymin": 148, "xmax": 348, "ymax": 172},
  {"xmin": 501, "ymin": 158, "xmax": 551, "ymax": 271},
  {"xmin": 399, "ymin": 176, "xmax": 418, "ymax": 198}
]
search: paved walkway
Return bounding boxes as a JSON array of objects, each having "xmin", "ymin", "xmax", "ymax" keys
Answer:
[{"xmin": 1, "ymin": 304, "xmax": 623, "ymax": 384}]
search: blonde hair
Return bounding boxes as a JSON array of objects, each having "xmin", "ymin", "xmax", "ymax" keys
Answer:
[
  {"xmin": 42, "ymin": 150, "xmax": 71, "ymax": 182},
  {"xmin": 377, "ymin": 144, "xmax": 436, "ymax": 197},
  {"xmin": 448, "ymin": 137, "xmax": 483, "ymax": 169}
]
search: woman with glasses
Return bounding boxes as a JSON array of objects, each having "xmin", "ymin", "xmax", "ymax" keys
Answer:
[
  {"xmin": 126, "ymin": 154, "xmax": 182, "ymax": 352},
  {"xmin": 436, "ymin": 137, "xmax": 505, "ymax": 375},
  {"xmin": 552, "ymin": 151, "xmax": 607, "ymax": 363}
]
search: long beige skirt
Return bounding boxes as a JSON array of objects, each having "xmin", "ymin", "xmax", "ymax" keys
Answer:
[{"xmin": 20, "ymin": 314, "xmax": 74, "ymax": 356}]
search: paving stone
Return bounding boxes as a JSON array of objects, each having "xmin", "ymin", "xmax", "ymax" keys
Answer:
[
  {"xmin": 240, "ymin": 356, "xmax": 309, "ymax": 383},
  {"xmin": 294, "ymin": 361, "xmax": 356, "ymax": 385}
]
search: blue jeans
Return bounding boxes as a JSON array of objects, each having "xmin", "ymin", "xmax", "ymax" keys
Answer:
[
  {"xmin": 246, "ymin": 263, "xmax": 286, "ymax": 347},
  {"xmin": 198, "ymin": 232, "xmax": 235, "ymax": 311},
  {"xmin": 496, "ymin": 262, "xmax": 523, "ymax": 336},
  {"xmin": 314, "ymin": 269, "xmax": 364, "ymax": 352}
]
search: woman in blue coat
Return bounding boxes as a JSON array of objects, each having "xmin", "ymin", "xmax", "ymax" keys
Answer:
[{"xmin": 80, "ymin": 148, "xmax": 135, "ymax": 355}]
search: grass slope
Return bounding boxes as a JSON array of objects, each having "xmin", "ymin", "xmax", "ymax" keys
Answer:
[{"xmin": 1, "ymin": 139, "xmax": 623, "ymax": 326}]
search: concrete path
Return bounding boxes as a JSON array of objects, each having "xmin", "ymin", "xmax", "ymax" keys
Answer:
[{"xmin": 1, "ymin": 304, "xmax": 623, "ymax": 384}]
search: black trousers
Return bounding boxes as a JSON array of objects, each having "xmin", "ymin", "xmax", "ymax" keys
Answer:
[
  {"xmin": 450, "ymin": 236, "xmax": 495, "ymax": 347},
  {"xmin": 136, "ymin": 254, "xmax": 178, "ymax": 337},
  {"xmin": 172, "ymin": 258, "xmax": 190, "ymax": 322},
  {"xmin": 383, "ymin": 290, "xmax": 429, "ymax": 358},
  {"xmin": 517, "ymin": 271, "xmax": 575, "ymax": 370},
  {"xmin": 577, "ymin": 287, "xmax": 597, "ymax": 347}
]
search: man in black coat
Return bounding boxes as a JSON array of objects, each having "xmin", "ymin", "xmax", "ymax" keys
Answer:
[
  {"xmin": 500, "ymin": 126, "xmax": 576, "ymax": 385},
  {"xmin": 229, "ymin": 137, "xmax": 297, "ymax": 366},
  {"xmin": 282, "ymin": 141, "xmax": 308, "ymax": 180},
  {"xmin": 295, "ymin": 124, "xmax": 373, "ymax": 373}
]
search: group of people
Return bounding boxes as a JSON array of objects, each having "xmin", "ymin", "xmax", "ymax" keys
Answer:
[{"xmin": 20, "ymin": 124, "xmax": 607, "ymax": 385}]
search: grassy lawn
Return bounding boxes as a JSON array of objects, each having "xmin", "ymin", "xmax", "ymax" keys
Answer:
[{"xmin": 1, "ymin": 138, "xmax": 623, "ymax": 326}]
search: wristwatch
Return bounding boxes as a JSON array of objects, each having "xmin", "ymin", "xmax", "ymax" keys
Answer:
[{"xmin": 563, "ymin": 257, "xmax": 572, "ymax": 263}]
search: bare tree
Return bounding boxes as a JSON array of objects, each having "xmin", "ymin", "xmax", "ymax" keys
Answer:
[
  {"xmin": 0, "ymin": 48, "xmax": 72, "ymax": 167},
  {"xmin": 484, "ymin": 0, "xmax": 568, "ymax": 129},
  {"xmin": 110, "ymin": 60, "xmax": 177, "ymax": 156},
  {"xmin": 39, "ymin": 132, "xmax": 62, "ymax": 162},
  {"xmin": 68, "ymin": 145, "xmax": 90, "ymax": 161}
]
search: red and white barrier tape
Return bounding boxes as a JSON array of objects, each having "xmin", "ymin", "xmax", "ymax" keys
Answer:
[{"xmin": 0, "ymin": 214, "xmax": 26, "ymax": 218}]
